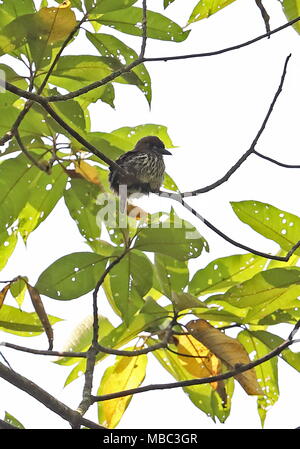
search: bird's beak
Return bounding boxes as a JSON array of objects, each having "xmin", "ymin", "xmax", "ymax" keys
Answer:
[{"xmin": 161, "ymin": 148, "xmax": 172, "ymax": 155}]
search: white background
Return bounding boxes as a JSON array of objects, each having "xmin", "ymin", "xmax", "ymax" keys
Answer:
[{"xmin": 0, "ymin": 0, "xmax": 300, "ymax": 429}]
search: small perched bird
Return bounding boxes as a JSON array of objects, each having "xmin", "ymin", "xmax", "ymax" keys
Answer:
[{"xmin": 109, "ymin": 136, "xmax": 171, "ymax": 211}]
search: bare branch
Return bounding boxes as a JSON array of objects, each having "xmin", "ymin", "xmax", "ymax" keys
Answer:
[
  {"xmin": 179, "ymin": 53, "xmax": 291, "ymax": 197},
  {"xmin": 145, "ymin": 17, "xmax": 300, "ymax": 63},
  {"xmin": 255, "ymin": 0, "xmax": 271, "ymax": 37},
  {"xmin": 253, "ymin": 149, "xmax": 300, "ymax": 169},
  {"xmin": 0, "ymin": 361, "xmax": 104, "ymax": 429}
]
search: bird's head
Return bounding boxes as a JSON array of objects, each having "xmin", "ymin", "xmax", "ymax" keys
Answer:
[{"xmin": 134, "ymin": 136, "xmax": 172, "ymax": 155}]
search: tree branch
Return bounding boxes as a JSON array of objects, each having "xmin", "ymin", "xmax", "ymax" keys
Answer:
[
  {"xmin": 91, "ymin": 321, "xmax": 300, "ymax": 403},
  {"xmin": 0, "ymin": 361, "xmax": 104, "ymax": 429},
  {"xmin": 179, "ymin": 53, "xmax": 291, "ymax": 197},
  {"xmin": 160, "ymin": 192, "xmax": 300, "ymax": 261}
]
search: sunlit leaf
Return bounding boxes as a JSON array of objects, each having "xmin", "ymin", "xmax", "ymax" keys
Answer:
[
  {"xmin": 95, "ymin": 7, "xmax": 190, "ymax": 42},
  {"xmin": 9, "ymin": 276, "xmax": 27, "ymax": 308},
  {"xmin": 35, "ymin": 252, "xmax": 108, "ymax": 300},
  {"xmin": 154, "ymin": 253, "xmax": 189, "ymax": 298},
  {"xmin": 187, "ymin": 0, "xmax": 237, "ymax": 24},
  {"xmin": 97, "ymin": 352, "xmax": 147, "ymax": 428},
  {"xmin": 108, "ymin": 250, "xmax": 153, "ymax": 323},
  {"xmin": 189, "ymin": 253, "xmax": 266, "ymax": 296},
  {"xmin": 231, "ymin": 200, "xmax": 300, "ymax": 256},
  {"xmin": 238, "ymin": 330, "xmax": 279, "ymax": 426},
  {"xmin": 18, "ymin": 165, "xmax": 68, "ymax": 242},
  {"xmin": 208, "ymin": 267, "xmax": 300, "ymax": 322},
  {"xmin": 86, "ymin": 31, "xmax": 152, "ymax": 105},
  {"xmin": 186, "ymin": 319, "xmax": 263, "ymax": 395},
  {"xmin": 0, "ymin": 304, "xmax": 61, "ymax": 336},
  {"xmin": 134, "ymin": 210, "xmax": 208, "ymax": 260},
  {"xmin": 282, "ymin": 0, "xmax": 300, "ymax": 34}
]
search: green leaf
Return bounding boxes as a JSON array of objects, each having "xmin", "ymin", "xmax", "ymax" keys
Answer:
[
  {"xmin": 4, "ymin": 411, "xmax": 25, "ymax": 429},
  {"xmin": 0, "ymin": 0, "xmax": 35, "ymax": 28},
  {"xmin": 64, "ymin": 178, "xmax": 103, "ymax": 244},
  {"xmin": 9, "ymin": 276, "xmax": 27, "ymax": 308},
  {"xmin": 86, "ymin": 31, "xmax": 152, "ymax": 105},
  {"xmin": 0, "ymin": 229, "xmax": 18, "ymax": 271},
  {"xmin": 187, "ymin": 0, "xmax": 237, "ymax": 24},
  {"xmin": 18, "ymin": 165, "xmax": 68, "ymax": 242},
  {"xmin": 208, "ymin": 267, "xmax": 300, "ymax": 322},
  {"xmin": 96, "ymin": 7, "xmax": 190, "ymax": 42},
  {"xmin": 251, "ymin": 330, "xmax": 300, "ymax": 371},
  {"xmin": 189, "ymin": 253, "xmax": 267, "ymax": 296},
  {"xmin": 0, "ymin": 154, "xmax": 41, "ymax": 232},
  {"xmin": 109, "ymin": 123, "xmax": 175, "ymax": 150},
  {"xmin": 48, "ymin": 54, "xmax": 143, "ymax": 94},
  {"xmin": 35, "ymin": 252, "xmax": 108, "ymax": 300},
  {"xmin": 154, "ymin": 253, "xmax": 189, "ymax": 298},
  {"xmin": 84, "ymin": 0, "xmax": 137, "ymax": 13},
  {"xmin": 0, "ymin": 304, "xmax": 61, "ymax": 336},
  {"xmin": 108, "ymin": 250, "xmax": 153, "ymax": 323},
  {"xmin": 164, "ymin": 0, "xmax": 176, "ymax": 8},
  {"xmin": 231, "ymin": 200, "xmax": 300, "ymax": 256},
  {"xmin": 134, "ymin": 211, "xmax": 208, "ymax": 261},
  {"xmin": 237, "ymin": 330, "xmax": 279, "ymax": 427},
  {"xmin": 282, "ymin": 0, "xmax": 300, "ymax": 34}
]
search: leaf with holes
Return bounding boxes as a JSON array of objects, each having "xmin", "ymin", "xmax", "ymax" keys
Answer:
[
  {"xmin": 134, "ymin": 211, "xmax": 208, "ymax": 261},
  {"xmin": 108, "ymin": 250, "xmax": 153, "ymax": 324},
  {"xmin": 95, "ymin": 7, "xmax": 190, "ymax": 42},
  {"xmin": 189, "ymin": 253, "xmax": 267, "ymax": 296},
  {"xmin": 0, "ymin": 154, "xmax": 41, "ymax": 233},
  {"xmin": 84, "ymin": 0, "xmax": 137, "ymax": 13},
  {"xmin": 231, "ymin": 200, "xmax": 300, "ymax": 256},
  {"xmin": 154, "ymin": 253, "xmax": 189, "ymax": 299},
  {"xmin": 207, "ymin": 267, "xmax": 300, "ymax": 322},
  {"xmin": 0, "ymin": 229, "xmax": 18, "ymax": 272},
  {"xmin": 18, "ymin": 165, "xmax": 68, "ymax": 242},
  {"xmin": 187, "ymin": 0, "xmax": 237, "ymax": 25},
  {"xmin": 237, "ymin": 330, "xmax": 279, "ymax": 426},
  {"xmin": 87, "ymin": 32, "xmax": 152, "ymax": 105},
  {"xmin": 35, "ymin": 252, "xmax": 108, "ymax": 300},
  {"xmin": 64, "ymin": 178, "xmax": 103, "ymax": 244}
]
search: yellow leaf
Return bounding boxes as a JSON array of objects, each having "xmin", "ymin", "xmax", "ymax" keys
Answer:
[
  {"xmin": 74, "ymin": 160, "xmax": 103, "ymax": 187},
  {"xmin": 173, "ymin": 334, "xmax": 227, "ymax": 405},
  {"xmin": 98, "ymin": 353, "xmax": 147, "ymax": 428},
  {"xmin": 35, "ymin": 2, "xmax": 76, "ymax": 44},
  {"xmin": 186, "ymin": 319, "xmax": 263, "ymax": 396}
]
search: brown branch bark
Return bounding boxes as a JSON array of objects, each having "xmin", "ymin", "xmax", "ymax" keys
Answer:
[{"xmin": 0, "ymin": 361, "xmax": 104, "ymax": 429}]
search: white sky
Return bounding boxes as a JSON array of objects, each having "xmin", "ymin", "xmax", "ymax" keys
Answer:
[{"xmin": 1, "ymin": 0, "xmax": 300, "ymax": 429}]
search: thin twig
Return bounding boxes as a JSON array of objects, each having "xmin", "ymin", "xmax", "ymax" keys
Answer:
[
  {"xmin": 253, "ymin": 149, "xmax": 300, "ymax": 168},
  {"xmin": 178, "ymin": 53, "xmax": 291, "ymax": 197}
]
